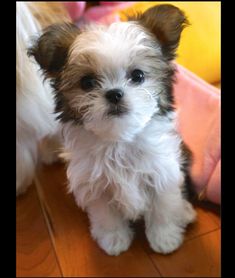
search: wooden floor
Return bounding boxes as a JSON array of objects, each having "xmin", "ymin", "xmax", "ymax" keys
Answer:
[{"xmin": 16, "ymin": 162, "xmax": 221, "ymax": 277}]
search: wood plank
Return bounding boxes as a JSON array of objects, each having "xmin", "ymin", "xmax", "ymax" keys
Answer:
[
  {"xmin": 184, "ymin": 200, "xmax": 220, "ymax": 241},
  {"xmin": 120, "ymin": 195, "xmax": 220, "ymax": 256},
  {"xmin": 148, "ymin": 229, "xmax": 221, "ymax": 277},
  {"xmin": 16, "ymin": 184, "xmax": 62, "ymax": 277},
  {"xmin": 36, "ymin": 163, "xmax": 161, "ymax": 277}
]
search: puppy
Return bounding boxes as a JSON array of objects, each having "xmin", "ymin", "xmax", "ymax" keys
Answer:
[
  {"xmin": 16, "ymin": 2, "xmax": 69, "ymax": 195},
  {"xmin": 29, "ymin": 4, "xmax": 197, "ymax": 255}
]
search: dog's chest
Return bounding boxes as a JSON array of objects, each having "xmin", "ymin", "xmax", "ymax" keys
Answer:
[
  {"xmin": 66, "ymin": 121, "xmax": 182, "ymax": 218},
  {"xmin": 92, "ymin": 142, "xmax": 156, "ymax": 218}
]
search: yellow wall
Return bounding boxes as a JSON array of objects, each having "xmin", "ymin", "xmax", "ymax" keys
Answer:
[{"xmin": 119, "ymin": 2, "xmax": 221, "ymax": 84}]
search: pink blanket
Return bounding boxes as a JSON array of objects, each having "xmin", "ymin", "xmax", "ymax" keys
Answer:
[
  {"xmin": 174, "ymin": 65, "xmax": 220, "ymax": 204},
  {"xmin": 63, "ymin": 2, "xmax": 221, "ymax": 204}
]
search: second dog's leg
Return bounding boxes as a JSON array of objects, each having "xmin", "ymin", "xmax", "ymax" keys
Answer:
[
  {"xmin": 16, "ymin": 139, "xmax": 38, "ymax": 196},
  {"xmin": 86, "ymin": 196, "xmax": 134, "ymax": 256},
  {"xmin": 144, "ymin": 188, "xmax": 196, "ymax": 254}
]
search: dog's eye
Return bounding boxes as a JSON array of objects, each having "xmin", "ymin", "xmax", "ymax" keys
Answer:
[
  {"xmin": 80, "ymin": 75, "xmax": 97, "ymax": 91},
  {"xmin": 130, "ymin": 69, "xmax": 145, "ymax": 84}
]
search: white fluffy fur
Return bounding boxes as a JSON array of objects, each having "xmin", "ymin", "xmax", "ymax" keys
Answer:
[
  {"xmin": 63, "ymin": 113, "xmax": 196, "ymax": 255},
  {"xmin": 16, "ymin": 2, "xmax": 59, "ymax": 195}
]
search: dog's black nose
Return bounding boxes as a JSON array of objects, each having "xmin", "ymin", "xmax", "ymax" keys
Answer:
[{"xmin": 105, "ymin": 89, "xmax": 124, "ymax": 104}]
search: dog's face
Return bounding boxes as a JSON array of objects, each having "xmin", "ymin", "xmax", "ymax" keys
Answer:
[{"xmin": 29, "ymin": 4, "xmax": 188, "ymax": 142}]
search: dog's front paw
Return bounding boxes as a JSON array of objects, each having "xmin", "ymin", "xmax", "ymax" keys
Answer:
[
  {"xmin": 146, "ymin": 223, "xmax": 184, "ymax": 254},
  {"xmin": 92, "ymin": 227, "xmax": 134, "ymax": 256}
]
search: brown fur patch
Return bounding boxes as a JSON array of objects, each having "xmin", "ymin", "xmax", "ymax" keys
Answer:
[
  {"xmin": 129, "ymin": 4, "xmax": 189, "ymax": 60},
  {"xmin": 28, "ymin": 23, "xmax": 80, "ymax": 78}
]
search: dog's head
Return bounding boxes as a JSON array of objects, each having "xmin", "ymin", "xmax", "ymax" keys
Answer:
[{"xmin": 28, "ymin": 4, "xmax": 188, "ymax": 142}]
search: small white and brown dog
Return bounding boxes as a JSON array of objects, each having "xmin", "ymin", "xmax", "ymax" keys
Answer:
[{"xmin": 28, "ymin": 4, "xmax": 197, "ymax": 256}]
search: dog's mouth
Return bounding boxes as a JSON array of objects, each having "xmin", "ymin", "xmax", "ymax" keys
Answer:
[{"xmin": 107, "ymin": 104, "xmax": 129, "ymax": 117}]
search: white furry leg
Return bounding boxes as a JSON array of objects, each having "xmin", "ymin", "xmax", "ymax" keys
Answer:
[
  {"xmin": 16, "ymin": 139, "xmax": 38, "ymax": 196},
  {"xmin": 144, "ymin": 189, "xmax": 196, "ymax": 254},
  {"xmin": 86, "ymin": 196, "xmax": 134, "ymax": 256}
]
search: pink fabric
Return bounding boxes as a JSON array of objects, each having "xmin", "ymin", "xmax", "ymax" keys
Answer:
[
  {"xmin": 83, "ymin": 5, "xmax": 121, "ymax": 23},
  {"xmin": 63, "ymin": 2, "xmax": 134, "ymax": 24},
  {"xmin": 174, "ymin": 65, "xmax": 221, "ymax": 204},
  {"xmin": 63, "ymin": 2, "xmax": 221, "ymax": 204},
  {"xmin": 100, "ymin": 2, "xmax": 132, "ymax": 6},
  {"xmin": 83, "ymin": 2, "xmax": 135, "ymax": 24},
  {"xmin": 63, "ymin": 2, "xmax": 86, "ymax": 21},
  {"xmin": 207, "ymin": 160, "xmax": 221, "ymax": 204}
]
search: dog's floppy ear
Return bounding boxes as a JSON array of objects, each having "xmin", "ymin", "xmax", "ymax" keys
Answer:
[
  {"xmin": 28, "ymin": 23, "xmax": 80, "ymax": 78},
  {"xmin": 134, "ymin": 4, "xmax": 189, "ymax": 60}
]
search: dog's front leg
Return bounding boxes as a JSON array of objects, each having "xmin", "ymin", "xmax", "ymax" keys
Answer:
[
  {"xmin": 86, "ymin": 195, "xmax": 134, "ymax": 256},
  {"xmin": 144, "ymin": 188, "xmax": 196, "ymax": 254}
]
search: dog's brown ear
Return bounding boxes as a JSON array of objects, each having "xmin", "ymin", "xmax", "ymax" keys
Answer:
[
  {"xmin": 28, "ymin": 23, "xmax": 80, "ymax": 78},
  {"xmin": 134, "ymin": 4, "xmax": 189, "ymax": 60}
]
